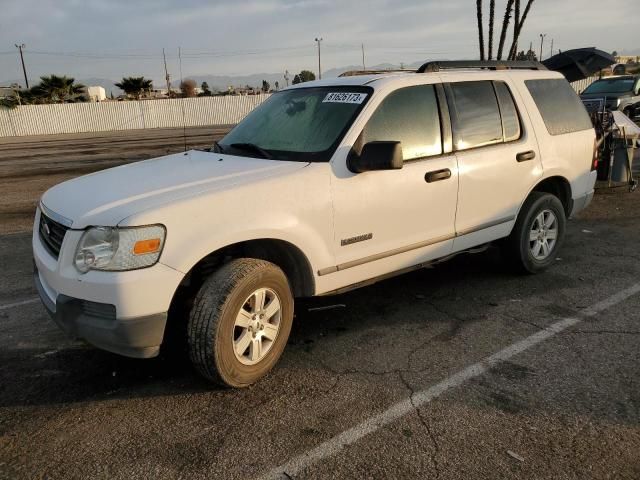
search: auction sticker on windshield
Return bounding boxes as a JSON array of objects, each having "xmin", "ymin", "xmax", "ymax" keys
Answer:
[{"xmin": 322, "ymin": 92, "xmax": 368, "ymax": 104}]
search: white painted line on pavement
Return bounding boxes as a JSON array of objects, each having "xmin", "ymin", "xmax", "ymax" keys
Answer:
[
  {"xmin": 260, "ymin": 282, "xmax": 640, "ymax": 480},
  {"xmin": 0, "ymin": 297, "xmax": 40, "ymax": 311}
]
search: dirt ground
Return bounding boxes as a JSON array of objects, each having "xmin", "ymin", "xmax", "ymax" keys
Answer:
[{"xmin": 1, "ymin": 128, "xmax": 639, "ymax": 479}]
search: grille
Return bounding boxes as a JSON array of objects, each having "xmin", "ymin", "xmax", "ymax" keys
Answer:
[{"xmin": 39, "ymin": 211, "xmax": 69, "ymax": 259}]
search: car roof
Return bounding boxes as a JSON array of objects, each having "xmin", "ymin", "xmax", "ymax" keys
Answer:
[
  {"xmin": 285, "ymin": 69, "xmax": 564, "ymax": 91},
  {"xmin": 286, "ymin": 72, "xmax": 415, "ymax": 89}
]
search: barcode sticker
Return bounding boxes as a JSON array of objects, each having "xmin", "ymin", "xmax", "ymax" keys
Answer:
[{"xmin": 322, "ymin": 92, "xmax": 368, "ymax": 104}]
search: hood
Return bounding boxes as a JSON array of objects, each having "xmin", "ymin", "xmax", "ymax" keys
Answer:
[{"xmin": 40, "ymin": 150, "xmax": 308, "ymax": 228}]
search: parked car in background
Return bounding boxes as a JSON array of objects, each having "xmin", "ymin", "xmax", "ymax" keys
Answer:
[
  {"xmin": 34, "ymin": 61, "xmax": 597, "ymax": 387},
  {"xmin": 580, "ymin": 75, "xmax": 640, "ymax": 118}
]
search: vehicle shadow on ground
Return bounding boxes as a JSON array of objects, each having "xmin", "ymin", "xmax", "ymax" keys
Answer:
[{"xmin": 0, "ymin": 247, "xmax": 583, "ymax": 409}]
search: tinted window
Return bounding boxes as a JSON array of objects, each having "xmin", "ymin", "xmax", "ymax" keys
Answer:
[
  {"xmin": 526, "ymin": 79, "xmax": 593, "ymax": 135},
  {"xmin": 582, "ymin": 77, "xmax": 635, "ymax": 94},
  {"xmin": 494, "ymin": 81, "xmax": 521, "ymax": 142},
  {"xmin": 362, "ymin": 85, "xmax": 442, "ymax": 161},
  {"xmin": 447, "ymin": 81, "xmax": 503, "ymax": 150}
]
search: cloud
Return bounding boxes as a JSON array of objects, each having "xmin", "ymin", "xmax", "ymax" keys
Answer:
[{"xmin": 0, "ymin": 0, "xmax": 636, "ymax": 84}]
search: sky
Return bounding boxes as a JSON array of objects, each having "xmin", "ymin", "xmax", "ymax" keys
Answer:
[{"xmin": 0, "ymin": 0, "xmax": 638, "ymax": 86}]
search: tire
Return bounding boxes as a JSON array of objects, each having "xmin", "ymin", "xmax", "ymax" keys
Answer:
[
  {"xmin": 502, "ymin": 192, "xmax": 566, "ymax": 274},
  {"xmin": 188, "ymin": 258, "xmax": 294, "ymax": 387}
]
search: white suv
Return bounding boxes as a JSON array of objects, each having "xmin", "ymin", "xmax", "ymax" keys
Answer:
[{"xmin": 33, "ymin": 61, "xmax": 597, "ymax": 387}]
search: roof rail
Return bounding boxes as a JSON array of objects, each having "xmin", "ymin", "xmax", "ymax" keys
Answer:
[
  {"xmin": 339, "ymin": 69, "xmax": 416, "ymax": 77},
  {"xmin": 416, "ymin": 60, "xmax": 547, "ymax": 73}
]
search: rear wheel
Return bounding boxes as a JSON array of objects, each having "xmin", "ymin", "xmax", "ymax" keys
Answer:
[
  {"xmin": 502, "ymin": 192, "xmax": 566, "ymax": 274},
  {"xmin": 188, "ymin": 258, "xmax": 294, "ymax": 387}
]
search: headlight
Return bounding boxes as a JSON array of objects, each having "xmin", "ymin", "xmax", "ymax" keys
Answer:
[{"xmin": 74, "ymin": 225, "xmax": 166, "ymax": 273}]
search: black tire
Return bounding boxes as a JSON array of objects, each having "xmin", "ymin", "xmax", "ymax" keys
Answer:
[
  {"xmin": 188, "ymin": 258, "xmax": 294, "ymax": 387},
  {"xmin": 502, "ymin": 192, "xmax": 566, "ymax": 274}
]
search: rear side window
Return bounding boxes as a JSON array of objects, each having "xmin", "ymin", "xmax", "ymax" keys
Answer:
[
  {"xmin": 362, "ymin": 85, "xmax": 442, "ymax": 161},
  {"xmin": 494, "ymin": 82, "xmax": 521, "ymax": 142},
  {"xmin": 525, "ymin": 79, "xmax": 593, "ymax": 135},
  {"xmin": 446, "ymin": 81, "xmax": 504, "ymax": 150}
]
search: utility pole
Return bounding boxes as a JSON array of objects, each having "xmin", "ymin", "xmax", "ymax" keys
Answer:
[
  {"xmin": 284, "ymin": 70, "xmax": 290, "ymax": 87},
  {"xmin": 314, "ymin": 37, "xmax": 323, "ymax": 80},
  {"xmin": 162, "ymin": 48, "xmax": 171, "ymax": 96},
  {"xmin": 539, "ymin": 33, "xmax": 547, "ymax": 61},
  {"xmin": 361, "ymin": 43, "xmax": 366, "ymax": 70},
  {"xmin": 15, "ymin": 44, "xmax": 29, "ymax": 89},
  {"xmin": 549, "ymin": 38, "xmax": 554, "ymax": 58}
]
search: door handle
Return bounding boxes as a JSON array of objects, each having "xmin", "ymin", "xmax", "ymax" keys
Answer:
[
  {"xmin": 516, "ymin": 150, "xmax": 536, "ymax": 162},
  {"xmin": 425, "ymin": 168, "xmax": 452, "ymax": 183}
]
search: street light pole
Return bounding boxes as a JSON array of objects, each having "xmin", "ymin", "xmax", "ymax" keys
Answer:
[
  {"xmin": 315, "ymin": 37, "xmax": 323, "ymax": 80},
  {"xmin": 539, "ymin": 33, "xmax": 546, "ymax": 61},
  {"xmin": 15, "ymin": 43, "xmax": 29, "ymax": 89}
]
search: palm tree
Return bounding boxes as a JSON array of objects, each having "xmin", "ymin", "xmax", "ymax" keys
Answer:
[
  {"xmin": 488, "ymin": 0, "xmax": 495, "ymax": 60},
  {"xmin": 476, "ymin": 0, "xmax": 485, "ymax": 60},
  {"xmin": 114, "ymin": 77, "xmax": 153, "ymax": 100},
  {"xmin": 508, "ymin": 0, "xmax": 535, "ymax": 60},
  {"xmin": 30, "ymin": 75, "xmax": 85, "ymax": 103},
  {"xmin": 512, "ymin": 0, "xmax": 521, "ymax": 60},
  {"xmin": 497, "ymin": 0, "xmax": 515, "ymax": 60}
]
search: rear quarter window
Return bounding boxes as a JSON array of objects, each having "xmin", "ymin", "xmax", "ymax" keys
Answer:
[{"xmin": 525, "ymin": 79, "xmax": 593, "ymax": 136}]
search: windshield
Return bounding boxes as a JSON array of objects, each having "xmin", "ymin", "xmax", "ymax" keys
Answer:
[
  {"xmin": 582, "ymin": 78, "xmax": 635, "ymax": 95},
  {"xmin": 219, "ymin": 86, "xmax": 372, "ymax": 162}
]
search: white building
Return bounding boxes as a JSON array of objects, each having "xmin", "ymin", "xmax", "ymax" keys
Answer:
[{"xmin": 86, "ymin": 86, "xmax": 106, "ymax": 102}]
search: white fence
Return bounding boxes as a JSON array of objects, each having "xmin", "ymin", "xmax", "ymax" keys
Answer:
[
  {"xmin": 0, "ymin": 94, "xmax": 271, "ymax": 138},
  {"xmin": 571, "ymin": 75, "xmax": 599, "ymax": 94}
]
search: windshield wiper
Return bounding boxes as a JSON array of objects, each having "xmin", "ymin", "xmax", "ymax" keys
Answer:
[
  {"xmin": 212, "ymin": 141, "xmax": 225, "ymax": 153},
  {"xmin": 229, "ymin": 142, "xmax": 273, "ymax": 159}
]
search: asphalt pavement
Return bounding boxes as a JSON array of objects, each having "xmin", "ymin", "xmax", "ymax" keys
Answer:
[{"xmin": 0, "ymin": 130, "xmax": 639, "ymax": 479}]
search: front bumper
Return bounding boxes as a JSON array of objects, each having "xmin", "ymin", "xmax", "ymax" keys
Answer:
[
  {"xmin": 35, "ymin": 269, "xmax": 167, "ymax": 358},
  {"xmin": 32, "ymin": 207, "xmax": 184, "ymax": 358}
]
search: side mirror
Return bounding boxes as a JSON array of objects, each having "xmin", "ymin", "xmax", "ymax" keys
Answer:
[{"xmin": 347, "ymin": 141, "xmax": 403, "ymax": 173}]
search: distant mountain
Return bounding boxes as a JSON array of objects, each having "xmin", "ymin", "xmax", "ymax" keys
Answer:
[
  {"xmin": 1, "ymin": 60, "xmax": 436, "ymax": 93},
  {"xmin": 187, "ymin": 73, "xmax": 288, "ymax": 92}
]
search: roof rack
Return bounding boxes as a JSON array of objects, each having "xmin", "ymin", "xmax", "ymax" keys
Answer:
[
  {"xmin": 339, "ymin": 69, "xmax": 416, "ymax": 77},
  {"xmin": 416, "ymin": 60, "xmax": 547, "ymax": 73}
]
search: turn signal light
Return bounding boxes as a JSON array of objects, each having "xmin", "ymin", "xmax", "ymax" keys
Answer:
[
  {"xmin": 133, "ymin": 238, "xmax": 161, "ymax": 255},
  {"xmin": 591, "ymin": 138, "xmax": 599, "ymax": 171}
]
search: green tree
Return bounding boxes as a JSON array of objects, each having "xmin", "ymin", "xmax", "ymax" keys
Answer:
[
  {"xmin": 292, "ymin": 70, "xmax": 316, "ymax": 84},
  {"xmin": 261, "ymin": 80, "xmax": 270, "ymax": 93},
  {"xmin": 515, "ymin": 49, "xmax": 537, "ymax": 61},
  {"xmin": 201, "ymin": 81, "xmax": 211, "ymax": 96},
  {"xmin": 114, "ymin": 76, "xmax": 153, "ymax": 100},
  {"xmin": 274, "ymin": 81, "xmax": 280, "ymax": 91},
  {"xmin": 30, "ymin": 75, "xmax": 86, "ymax": 103}
]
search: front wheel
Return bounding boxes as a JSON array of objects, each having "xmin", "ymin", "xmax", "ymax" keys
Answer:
[
  {"xmin": 502, "ymin": 192, "xmax": 566, "ymax": 274},
  {"xmin": 188, "ymin": 258, "xmax": 294, "ymax": 387}
]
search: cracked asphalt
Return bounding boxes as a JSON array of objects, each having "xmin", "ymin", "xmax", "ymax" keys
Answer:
[{"xmin": 1, "ymin": 129, "xmax": 639, "ymax": 479}]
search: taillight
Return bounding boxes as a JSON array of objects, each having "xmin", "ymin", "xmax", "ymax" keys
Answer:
[{"xmin": 591, "ymin": 138, "xmax": 599, "ymax": 171}]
